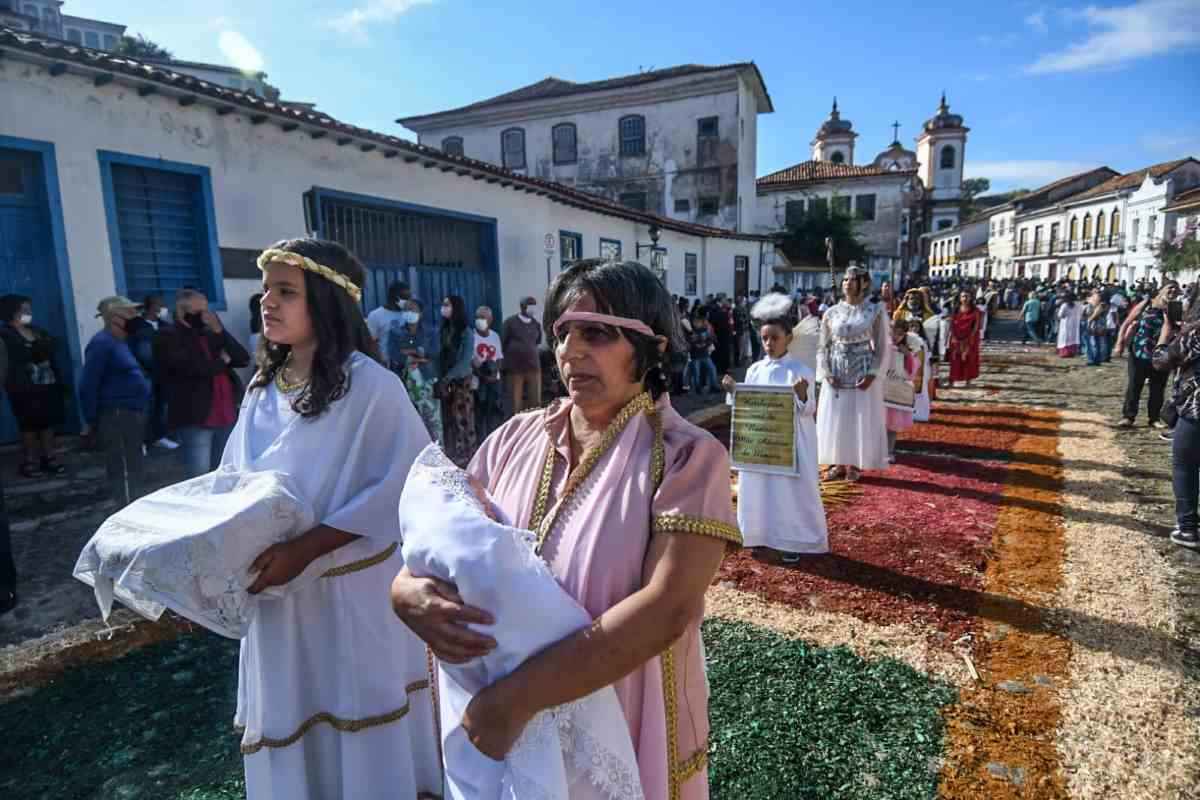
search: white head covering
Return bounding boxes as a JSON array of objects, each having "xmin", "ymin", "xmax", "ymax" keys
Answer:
[{"xmin": 399, "ymin": 445, "xmax": 644, "ymax": 800}]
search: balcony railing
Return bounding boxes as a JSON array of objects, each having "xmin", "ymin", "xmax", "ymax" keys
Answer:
[{"xmin": 1014, "ymin": 234, "xmax": 1125, "ymax": 256}]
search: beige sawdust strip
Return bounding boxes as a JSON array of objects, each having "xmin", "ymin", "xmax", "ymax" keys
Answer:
[
  {"xmin": 1055, "ymin": 410, "xmax": 1198, "ymax": 799},
  {"xmin": 705, "ymin": 583, "xmax": 971, "ymax": 687}
]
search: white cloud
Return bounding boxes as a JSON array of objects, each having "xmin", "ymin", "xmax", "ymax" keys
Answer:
[
  {"xmin": 327, "ymin": 0, "xmax": 436, "ymax": 42},
  {"xmin": 1025, "ymin": 9, "xmax": 1049, "ymax": 33},
  {"xmin": 217, "ymin": 31, "xmax": 265, "ymax": 73},
  {"xmin": 965, "ymin": 160, "xmax": 1099, "ymax": 185},
  {"xmin": 1027, "ymin": 0, "xmax": 1200, "ymax": 74}
]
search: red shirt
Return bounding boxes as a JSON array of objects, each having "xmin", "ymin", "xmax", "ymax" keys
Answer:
[{"xmin": 196, "ymin": 336, "xmax": 236, "ymax": 428}]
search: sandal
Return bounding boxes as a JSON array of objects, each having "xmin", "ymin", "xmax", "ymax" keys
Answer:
[
  {"xmin": 18, "ymin": 462, "xmax": 41, "ymax": 479},
  {"xmin": 40, "ymin": 458, "xmax": 67, "ymax": 476}
]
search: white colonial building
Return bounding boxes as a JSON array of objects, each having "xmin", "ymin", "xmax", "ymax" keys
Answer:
[
  {"xmin": 0, "ymin": 27, "xmax": 768, "ymax": 440},
  {"xmin": 1122, "ymin": 160, "xmax": 1200, "ymax": 283},
  {"xmin": 398, "ymin": 63, "xmax": 774, "ymax": 233},
  {"xmin": 1003, "ymin": 166, "xmax": 1118, "ymax": 281},
  {"xmin": 1163, "ymin": 188, "xmax": 1200, "ymax": 284},
  {"xmin": 0, "ymin": 0, "xmax": 123, "ymax": 50},
  {"xmin": 926, "ymin": 212, "xmax": 992, "ymax": 279}
]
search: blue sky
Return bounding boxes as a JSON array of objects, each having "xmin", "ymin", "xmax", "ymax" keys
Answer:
[{"xmin": 71, "ymin": 0, "xmax": 1200, "ymax": 193}]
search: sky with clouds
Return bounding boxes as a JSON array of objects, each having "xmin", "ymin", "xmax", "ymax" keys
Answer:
[{"xmin": 67, "ymin": 0, "xmax": 1200, "ymax": 194}]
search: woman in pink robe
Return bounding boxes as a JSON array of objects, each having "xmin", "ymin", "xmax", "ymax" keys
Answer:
[{"xmin": 392, "ymin": 259, "xmax": 740, "ymax": 800}]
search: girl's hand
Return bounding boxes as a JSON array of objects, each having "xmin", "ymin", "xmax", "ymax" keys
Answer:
[
  {"xmin": 793, "ymin": 377, "xmax": 809, "ymax": 403},
  {"xmin": 248, "ymin": 539, "xmax": 316, "ymax": 594},
  {"xmin": 856, "ymin": 375, "xmax": 875, "ymax": 391},
  {"xmin": 390, "ymin": 567, "xmax": 496, "ymax": 663},
  {"xmin": 461, "ymin": 683, "xmax": 534, "ymax": 761},
  {"xmin": 720, "ymin": 375, "xmax": 736, "ymax": 393},
  {"xmin": 826, "ymin": 377, "xmax": 841, "ymax": 390}
]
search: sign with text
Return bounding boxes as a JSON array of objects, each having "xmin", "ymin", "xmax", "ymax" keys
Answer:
[{"xmin": 730, "ymin": 385, "xmax": 798, "ymax": 475}]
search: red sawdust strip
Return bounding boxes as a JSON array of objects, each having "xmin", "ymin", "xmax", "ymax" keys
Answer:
[
  {"xmin": 717, "ymin": 449, "xmax": 1005, "ymax": 642},
  {"xmin": 939, "ymin": 407, "xmax": 1071, "ymax": 799}
]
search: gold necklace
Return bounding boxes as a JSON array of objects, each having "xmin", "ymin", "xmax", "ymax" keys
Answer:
[{"xmin": 274, "ymin": 354, "xmax": 308, "ymax": 394}]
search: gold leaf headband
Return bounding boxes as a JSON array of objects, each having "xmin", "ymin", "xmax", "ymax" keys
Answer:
[{"xmin": 256, "ymin": 248, "xmax": 363, "ymax": 304}]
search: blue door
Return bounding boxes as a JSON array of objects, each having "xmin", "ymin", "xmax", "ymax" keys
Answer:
[
  {"xmin": 310, "ymin": 191, "xmax": 500, "ymax": 364},
  {"xmin": 0, "ymin": 147, "xmax": 74, "ymax": 441}
]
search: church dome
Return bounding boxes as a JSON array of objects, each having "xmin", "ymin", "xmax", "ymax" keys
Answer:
[
  {"xmin": 874, "ymin": 140, "xmax": 917, "ymax": 171},
  {"xmin": 814, "ymin": 98, "xmax": 857, "ymax": 140},
  {"xmin": 922, "ymin": 92, "xmax": 967, "ymax": 133}
]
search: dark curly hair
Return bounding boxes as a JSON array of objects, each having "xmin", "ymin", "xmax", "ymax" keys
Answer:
[
  {"xmin": 543, "ymin": 258, "xmax": 684, "ymax": 399},
  {"xmin": 249, "ymin": 238, "xmax": 379, "ymax": 418}
]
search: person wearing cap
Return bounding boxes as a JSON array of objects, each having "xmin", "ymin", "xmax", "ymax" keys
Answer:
[
  {"xmin": 501, "ymin": 295, "xmax": 543, "ymax": 414},
  {"xmin": 79, "ymin": 296, "xmax": 153, "ymax": 505}
]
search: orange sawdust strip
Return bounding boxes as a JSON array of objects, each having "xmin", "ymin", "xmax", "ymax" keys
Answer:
[
  {"xmin": 939, "ymin": 407, "xmax": 1072, "ymax": 799},
  {"xmin": 0, "ymin": 613, "xmax": 190, "ymax": 700}
]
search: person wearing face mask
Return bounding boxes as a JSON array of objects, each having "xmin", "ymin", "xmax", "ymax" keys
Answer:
[
  {"xmin": 437, "ymin": 295, "xmax": 477, "ymax": 467},
  {"xmin": 79, "ymin": 297, "xmax": 153, "ymax": 504},
  {"xmin": 0, "ymin": 294, "xmax": 69, "ymax": 478},
  {"xmin": 126, "ymin": 294, "xmax": 180, "ymax": 453},
  {"xmin": 502, "ymin": 296, "xmax": 544, "ymax": 414},
  {"xmin": 472, "ymin": 306, "xmax": 505, "ymax": 442},
  {"xmin": 387, "ymin": 299, "xmax": 442, "ymax": 441},
  {"xmin": 154, "ymin": 288, "xmax": 251, "ymax": 477},
  {"xmin": 366, "ymin": 280, "xmax": 412, "ymax": 348}
]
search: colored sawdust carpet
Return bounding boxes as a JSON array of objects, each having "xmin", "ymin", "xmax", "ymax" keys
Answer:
[
  {"xmin": 704, "ymin": 617, "xmax": 954, "ymax": 800},
  {"xmin": 0, "ymin": 631, "xmax": 244, "ymax": 800}
]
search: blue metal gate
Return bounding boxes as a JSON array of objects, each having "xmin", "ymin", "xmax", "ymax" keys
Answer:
[
  {"xmin": 307, "ymin": 189, "xmax": 500, "ymax": 360},
  {"xmin": 0, "ymin": 147, "xmax": 74, "ymax": 441}
]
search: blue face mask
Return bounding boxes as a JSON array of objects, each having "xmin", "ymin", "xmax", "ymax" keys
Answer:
[{"xmin": 402, "ymin": 311, "xmax": 420, "ymax": 326}]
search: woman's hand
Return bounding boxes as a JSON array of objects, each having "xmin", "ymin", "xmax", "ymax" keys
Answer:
[
  {"xmin": 825, "ymin": 377, "xmax": 841, "ymax": 390},
  {"xmin": 1159, "ymin": 316, "xmax": 1176, "ymax": 347},
  {"xmin": 248, "ymin": 539, "xmax": 316, "ymax": 595},
  {"xmin": 792, "ymin": 377, "xmax": 809, "ymax": 403},
  {"xmin": 720, "ymin": 374, "xmax": 736, "ymax": 393},
  {"xmin": 390, "ymin": 567, "xmax": 496, "ymax": 663},
  {"xmin": 461, "ymin": 683, "xmax": 535, "ymax": 761},
  {"xmin": 856, "ymin": 375, "xmax": 875, "ymax": 390}
]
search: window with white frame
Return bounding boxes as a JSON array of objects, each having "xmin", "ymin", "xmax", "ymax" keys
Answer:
[
  {"xmin": 66, "ymin": 28, "xmax": 81, "ymax": 43},
  {"xmin": 441, "ymin": 136, "xmax": 464, "ymax": 157},
  {"xmin": 84, "ymin": 30, "xmax": 100, "ymax": 48},
  {"xmin": 552, "ymin": 123, "xmax": 577, "ymax": 165},
  {"xmin": 684, "ymin": 253, "xmax": 698, "ymax": 297},
  {"xmin": 103, "ymin": 34, "xmax": 117, "ymax": 50},
  {"xmin": 619, "ymin": 115, "xmax": 645, "ymax": 157},
  {"xmin": 1148, "ymin": 214, "xmax": 1157, "ymax": 243}
]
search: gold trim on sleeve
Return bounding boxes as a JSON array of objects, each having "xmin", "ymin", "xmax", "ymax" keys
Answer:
[
  {"xmin": 677, "ymin": 748, "xmax": 709, "ymax": 783},
  {"xmin": 660, "ymin": 645, "xmax": 710, "ymax": 800},
  {"xmin": 320, "ymin": 541, "xmax": 398, "ymax": 578},
  {"xmin": 239, "ymin": 679, "xmax": 430, "ymax": 755},
  {"xmin": 652, "ymin": 514, "xmax": 743, "ymax": 547}
]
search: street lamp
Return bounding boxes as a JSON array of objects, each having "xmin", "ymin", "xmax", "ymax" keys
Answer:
[{"xmin": 637, "ymin": 224, "xmax": 666, "ymax": 283}]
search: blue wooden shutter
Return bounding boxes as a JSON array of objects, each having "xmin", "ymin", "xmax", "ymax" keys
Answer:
[{"xmin": 110, "ymin": 163, "xmax": 209, "ymax": 301}]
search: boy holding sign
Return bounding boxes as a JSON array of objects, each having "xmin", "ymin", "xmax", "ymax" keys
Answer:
[{"xmin": 722, "ymin": 294, "xmax": 828, "ymax": 563}]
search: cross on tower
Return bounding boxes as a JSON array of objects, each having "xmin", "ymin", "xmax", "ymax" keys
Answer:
[{"xmin": 891, "ymin": 120, "xmax": 901, "ymax": 144}]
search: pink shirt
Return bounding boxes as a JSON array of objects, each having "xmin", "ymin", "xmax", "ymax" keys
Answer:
[{"xmin": 469, "ymin": 392, "xmax": 740, "ymax": 800}]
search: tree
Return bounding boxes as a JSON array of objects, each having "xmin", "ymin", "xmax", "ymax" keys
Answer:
[
  {"xmin": 1157, "ymin": 218, "xmax": 1200, "ymax": 276},
  {"xmin": 115, "ymin": 34, "xmax": 172, "ymax": 61},
  {"xmin": 960, "ymin": 177, "xmax": 991, "ymax": 219},
  {"xmin": 777, "ymin": 206, "xmax": 868, "ymax": 272}
]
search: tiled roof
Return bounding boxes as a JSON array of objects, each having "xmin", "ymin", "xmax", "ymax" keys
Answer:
[
  {"xmin": 0, "ymin": 26, "xmax": 768, "ymax": 243},
  {"xmin": 1164, "ymin": 186, "xmax": 1200, "ymax": 212},
  {"xmin": 398, "ymin": 62, "xmax": 774, "ymax": 123},
  {"xmin": 1066, "ymin": 158, "xmax": 1198, "ymax": 203},
  {"xmin": 1014, "ymin": 166, "xmax": 1120, "ymax": 212},
  {"xmin": 757, "ymin": 160, "xmax": 915, "ymax": 191}
]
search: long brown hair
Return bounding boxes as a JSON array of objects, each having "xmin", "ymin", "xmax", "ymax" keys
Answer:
[{"xmin": 250, "ymin": 238, "xmax": 380, "ymax": 418}]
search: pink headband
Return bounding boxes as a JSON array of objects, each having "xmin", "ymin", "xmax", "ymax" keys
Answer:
[{"xmin": 553, "ymin": 310, "xmax": 657, "ymax": 339}]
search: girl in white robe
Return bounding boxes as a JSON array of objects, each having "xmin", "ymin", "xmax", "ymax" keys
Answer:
[
  {"xmin": 230, "ymin": 239, "xmax": 442, "ymax": 800},
  {"xmin": 906, "ymin": 325, "xmax": 932, "ymax": 423},
  {"xmin": 723, "ymin": 294, "xmax": 828, "ymax": 561},
  {"xmin": 1056, "ymin": 294, "xmax": 1084, "ymax": 357}
]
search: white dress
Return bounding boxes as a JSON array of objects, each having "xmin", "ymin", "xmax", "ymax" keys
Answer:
[
  {"xmin": 224, "ymin": 353, "xmax": 442, "ymax": 800},
  {"xmin": 400, "ymin": 445, "xmax": 644, "ymax": 800},
  {"xmin": 1057, "ymin": 303, "xmax": 1083, "ymax": 351},
  {"xmin": 735, "ymin": 356, "xmax": 828, "ymax": 554},
  {"xmin": 908, "ymin": 333, "xmax": 932, "ymax": 423},
  {"xmin": 816, "ymin": 301, "xmax": 890, "ymax": 470}
]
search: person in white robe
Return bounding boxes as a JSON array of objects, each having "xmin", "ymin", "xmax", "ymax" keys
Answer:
[
  {"xmin": 815, "ymin": 267, "xmax": 890, "ymax": 480},
  {"xmin": 229, "ymin": 239, "xmax": 442, "ymax": 800},
  {"xmin": 399, "ymin": 444, "xmax": 644, "ymax": 800},
  {"xmin": 1056, "ymin": 293, "xmax": 1084, "ymax": 357},
  {"xmin": 906, "ymin": 325, "xmax": 932, "ymax": 423},
  {"xmin": 723, "ymin": 294, "xmax": 828, "ymax": 561}
]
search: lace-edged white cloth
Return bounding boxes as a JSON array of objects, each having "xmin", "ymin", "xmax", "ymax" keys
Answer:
[
  {"xmin": 73, "ymin": 469, "xmax": 321, "ymax": 639},
  {"xmin": 400, "ymin": 445, "xmax": 644, "ymax": 800}
]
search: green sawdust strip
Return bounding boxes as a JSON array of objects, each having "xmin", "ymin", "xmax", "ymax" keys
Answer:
[
  {"xmin": 704, "ymin": 617, "xmax": 955, "ymax": 800},
  {"xmin": 706, "ymin": 584, "xmax": 972, "ymax": 687},
  {"xmin": 0, "ymin": 630, "xmax": 242, "ymax": 799},
  {"xmin": 1054, "ymin": 410, "xmax": 1198, "ymax": 799}
]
